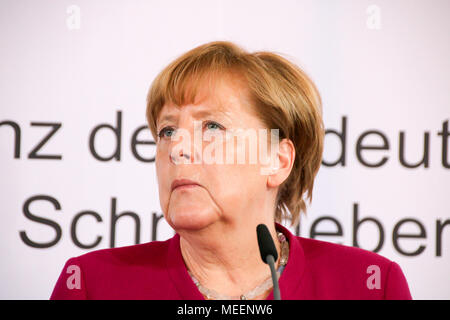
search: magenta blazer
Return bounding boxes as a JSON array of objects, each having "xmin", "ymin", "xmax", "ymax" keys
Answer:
[{"xmin": 50, "ymin": 223, "xmax": 412, "ymax": 300}]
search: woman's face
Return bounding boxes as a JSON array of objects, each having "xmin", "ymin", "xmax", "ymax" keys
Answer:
[{"xmin": 155, "ymin": 74, "xmax": 276, "ymax": 232}]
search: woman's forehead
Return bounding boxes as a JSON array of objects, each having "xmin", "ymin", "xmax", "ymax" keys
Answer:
[{"xmin": 157, "ymin": 78, "xmax": 253, "ymax": 123}]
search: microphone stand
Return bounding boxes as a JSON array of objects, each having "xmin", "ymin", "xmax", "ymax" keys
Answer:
[{"xmin": 266, "ymin": 254, "xmax": 281, "ymax": 300}]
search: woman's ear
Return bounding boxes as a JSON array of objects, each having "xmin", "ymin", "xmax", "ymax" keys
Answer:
[{"xmin": 267, "ymin": 138, "xmax": 295, "ymax": 188}]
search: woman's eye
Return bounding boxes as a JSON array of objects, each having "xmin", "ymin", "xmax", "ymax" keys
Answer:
[
  {"xmin": 157, "ymin": 121, "xmax": 223, "ymax": 140},
  {"xmin": 205, "ymin": 121, "xmax": 223, "ymax": 131},
  {"xmin": 158, "ymin": 127, "xmax": 175, "ymax": 139}
]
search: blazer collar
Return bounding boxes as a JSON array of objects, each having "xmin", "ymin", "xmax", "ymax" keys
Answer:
[{"xmin": 166, "ymin": 232, "xmax": 204, "ymax": 299}]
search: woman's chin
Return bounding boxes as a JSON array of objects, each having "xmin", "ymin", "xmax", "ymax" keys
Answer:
[{"xmin": 167, "ymin": 206, "xmax": 219, "ymax": 231}]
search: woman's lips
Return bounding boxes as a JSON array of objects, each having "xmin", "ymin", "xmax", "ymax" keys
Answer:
[
  {"xmin": 173, "ymin": 184, "xmax": 199, "ymax": 191},
  {"xmin": 171, "ymin": 179, "xmax": 201, "ymax": 191}
]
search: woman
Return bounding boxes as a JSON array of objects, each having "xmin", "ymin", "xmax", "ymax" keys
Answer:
[{"xmin": 50, "ymin": 41, "xmax": 412, "ymax": 300}]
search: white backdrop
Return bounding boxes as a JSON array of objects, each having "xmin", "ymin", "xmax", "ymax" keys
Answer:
[{"xmin": 0, "ymin": 0, "xmax": 449, "ymax": 299}]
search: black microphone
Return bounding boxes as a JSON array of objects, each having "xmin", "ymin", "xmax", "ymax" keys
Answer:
[{"xmin": 256, "ymin": 224, "xmax": 281, "ymax": 300}]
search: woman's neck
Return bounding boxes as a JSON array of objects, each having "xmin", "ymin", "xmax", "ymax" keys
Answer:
[{"xmin": 178, "ymin": 221, "xmax": 281, "ymax": 299}]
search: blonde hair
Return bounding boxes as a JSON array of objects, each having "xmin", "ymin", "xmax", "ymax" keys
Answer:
[{"xmin": 146, "ymin": 41, "xmax": 324, "ymax": 227}]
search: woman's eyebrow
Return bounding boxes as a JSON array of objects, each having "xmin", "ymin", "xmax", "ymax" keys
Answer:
[
  {"xmin": 158, "ymin": 108, "xmax": 230, "ymax": 124},
  {"xmin": 192, "ymin": 109, "xmax": 227, "ymax": 119},
  {"xmin": 158, "ymin": 114, "xmax": 177, "ymax": 124}
]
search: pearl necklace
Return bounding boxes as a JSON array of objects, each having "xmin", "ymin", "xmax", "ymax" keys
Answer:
[{"xmin": 188, "ymin": 232, "xmax": 289, "ymax": 300}]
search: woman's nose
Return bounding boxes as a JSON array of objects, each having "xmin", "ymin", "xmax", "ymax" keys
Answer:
[
  {"xmin": 169, "ymin": 147, "xmax": 191, "ymax": 164},
  {"xmin": 167, "ymin": 125, "xmax": 196, "ymax": 165},
  {"xmin": 166, "ymin": 119, "xmax": 205, "ymax": 165}
]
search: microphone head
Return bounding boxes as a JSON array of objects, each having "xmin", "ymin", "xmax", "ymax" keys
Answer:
[{"xmin": 256, "ymin": 224, "xmax": 278, "ymax": 264}]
